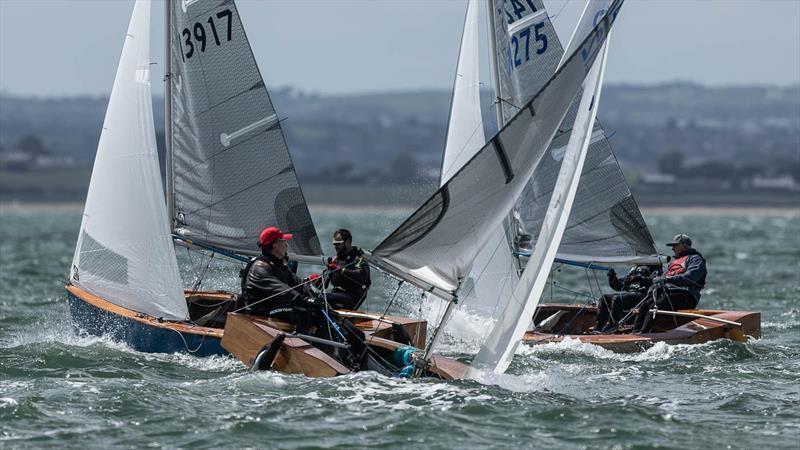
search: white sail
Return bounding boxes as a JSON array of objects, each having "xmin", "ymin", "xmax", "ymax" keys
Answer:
[
  {"xmin": 441, "ymin": 0, "xmax": 486, "ymax": 184},
  {"xmin": 70, "ymin": 0, "xmax": 188, "ymax": 321},
  {"xmin": 441, "ymin": 0, "xmax": 520, "ymax": 320},
  {"xmin": 370, "ymin": 1, "xmax": 624, "ymax": 301},
  {"xmin": 470, "ymin": 40, "xmax": 611, "ymax": 375}
]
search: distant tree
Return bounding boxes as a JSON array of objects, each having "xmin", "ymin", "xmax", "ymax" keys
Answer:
[
  {"xmin": 658, "ymin": 151, "xmax": 684, "ymax": 175},
  {"xmin": 686, "ymin": 160, "xmax": 734, "ymax": 180},
  {"xmin": 389, "ymin": 153, "xmax": 419, "ymax": 182},
  {"xmin": 14, "ymin": 134, "xmax": 49, "ymax": 156}
]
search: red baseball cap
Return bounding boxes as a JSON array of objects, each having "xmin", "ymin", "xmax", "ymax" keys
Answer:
[{"xmin": 258, "ymin": 226, "xmax": 293, "ymax": 247}]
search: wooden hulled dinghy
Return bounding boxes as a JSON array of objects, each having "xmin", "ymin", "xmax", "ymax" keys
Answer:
[
  {"xmin": 69, "ymin": 283, "xmax": 468, "ymax": 379},
  {"xmin": 523, "ymin": 303, "xmax": 761, "ymax": 352},
  {"xmin": 221, "ymin": 313, "xmax": 469, "ymax": 380}
]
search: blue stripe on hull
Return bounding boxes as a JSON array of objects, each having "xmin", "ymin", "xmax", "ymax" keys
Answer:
[{"xmin": 67, "ymin": 292, "xmax": 227, "ymax": 357}]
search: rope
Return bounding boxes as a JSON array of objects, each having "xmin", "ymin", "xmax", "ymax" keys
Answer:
[
  {"xmin": 366, "ymin": 280, "xmax": 404, "ymax": 351},
  {"xmin": 232, "ymin": 258, "xmax": 358, "ymax": 314},
  {"xmin": 548, "ymin": 1, "xmax": 570, "ymax": 23},
  {"xmin": 167, "ymin": 327, "xmax": 206, "ymax": 353}
]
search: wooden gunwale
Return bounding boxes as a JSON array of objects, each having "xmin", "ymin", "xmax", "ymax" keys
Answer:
[
  {"xmin": 523, "ymin": 303, "xmax": 761, "ymax": 351},
  {"xmin": 66, "ymin": 284, "xmax": 223, "ymax": 338}
]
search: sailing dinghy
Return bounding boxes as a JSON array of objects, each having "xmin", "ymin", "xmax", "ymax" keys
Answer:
[
  {"xmin": 430, "ymin": 0, "xmax": 759, "ymax": 363},
  {"xmin": 65, "ymin": 0, "xmax": 469, "ymax": 379}
]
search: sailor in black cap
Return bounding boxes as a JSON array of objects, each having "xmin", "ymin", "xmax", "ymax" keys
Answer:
[{"xmin": 632, "ymin": 233, "xmax": 707, "ymax": 334}]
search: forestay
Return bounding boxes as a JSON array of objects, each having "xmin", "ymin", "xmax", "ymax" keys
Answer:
[
  {"xmin": 493, "ymin": 0, "xmax": 657, "ymax": 264},
  {"xmin": 442, "ymin": 0, "xmax": 520, "ymax": 317},
  {"xmin": 370, "ymin": 0, "xmax": 625, "ymax": 301},
  {"xmin": 168, "ymin": 0, "xmax": 321, "ymax": 257},
  {"xmin": 70, "ymin": 0, "xmax": 188, "ymax": 321}
]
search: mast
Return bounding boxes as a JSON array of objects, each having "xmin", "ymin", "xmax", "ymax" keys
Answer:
[
  {"xmin": 486, "ymin": 0, "xmax": 524, "ymax": 273},
  {"xmin": 164, "ymin": 0, "xmax": 174, "ymax": 228},
  {"xmin": 486, "ymin": 0, "xmax": 504, "ymax": 128}
]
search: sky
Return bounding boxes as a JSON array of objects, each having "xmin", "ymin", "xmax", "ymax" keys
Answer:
[{"xmin": 0, "ymin": 0, "xmax": 799, "ymax": 97}]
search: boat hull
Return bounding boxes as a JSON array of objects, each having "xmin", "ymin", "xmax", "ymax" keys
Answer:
[
  {"xmin": 67, "ymin": 285, "xmax": 226, "ymax": 357},
  {"xmin": 523, "ymin": 303, "xmax": 761, "ymax": 352}
]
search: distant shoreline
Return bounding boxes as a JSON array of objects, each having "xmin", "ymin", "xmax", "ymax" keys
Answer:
[{"xmin": 2, "ymin": 201, "xmax": 797, "ymax": 216}]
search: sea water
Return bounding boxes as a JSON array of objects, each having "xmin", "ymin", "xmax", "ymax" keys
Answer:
[{"xmin": 1, "ymin": 204, "xmax": 798, "ymax": 448}]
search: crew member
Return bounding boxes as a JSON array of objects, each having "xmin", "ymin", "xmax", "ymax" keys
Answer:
[
  {"xmin": 239, "ymin": 226, "xmax": 321, "ymax": 332},
  {"xmin": 324, "ymin": 229, "xmax": 371, "ymax": 310},
  {"xmin": 633, "ymin": 233, "xmax": 707, "ymax": 334},
  {"xmin": 594, "ymin": 264, "xmax": 661, "ymax": 333}
]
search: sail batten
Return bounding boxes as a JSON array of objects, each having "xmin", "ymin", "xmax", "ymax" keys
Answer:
[{"xmin": 169, "ymin": 0, "xmax": 321, "ymax": 257}]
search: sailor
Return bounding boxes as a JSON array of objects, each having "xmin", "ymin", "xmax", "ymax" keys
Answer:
[
  {"xmin": 238, "ymin": 226, "xmax": 322, "ymax": 332},
  {"xmin": 594, "ymin": 264, "xmax": 662, "ymax": 333},
  {"xmin": 632, "ymin": 233, "xmax": 707, "ymax": 334},
  {"xmin": 323, "ymin": 229, "xmax": 371, "ymax": 310}
]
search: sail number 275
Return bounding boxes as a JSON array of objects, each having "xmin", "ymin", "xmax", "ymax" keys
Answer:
[
  {"xmin": 510, "ymin": 22, "xmax": 547, "ymax": 69},
  {"xmin": 179, "ymin": 9, "xmax": 233, "ymax": 61}
]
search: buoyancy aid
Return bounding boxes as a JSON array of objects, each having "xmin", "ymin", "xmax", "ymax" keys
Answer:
[{"xmin": 666, "ymin": 255, "xmax": 689, "ymax": 277}]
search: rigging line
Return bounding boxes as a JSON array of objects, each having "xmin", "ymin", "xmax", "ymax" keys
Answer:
[
  {"xmin": 441, "ymin": 120, "xmax": 486, "ymax": 182},
  {"xmin": 191, "ymin": 251, "xmax": 215, "ymax": 294},
  {"xmin": 584, "ymin": 267, "xmax": 596, "ymax": 299},
  {"xmin": 366, "ymin": 280, "xmax": 404, "ymax": 352},
  {"xmin": 456, "ymin": 229, "xmax": 513, "ymax": 301},
  {"xmin": 167, "ymin": 327, "xmax": 205, "ymax": 353},
  {"xmin": 231, "ymin": 259, "xmax": 358, "ymax": 314},
  {"xmin": 182, "ymin": 167, "xmax": 292, "ymax": 216},
  {"xmin": 547, "ymin": 1, "xmax": 570, "ymax": 23},
  {"xmin": 550, "ymin": 282, "xmax": 595, "ymax": 302}
]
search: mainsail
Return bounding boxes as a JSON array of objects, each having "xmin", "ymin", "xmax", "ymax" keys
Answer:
[
  {"xmin": 168, "ymin": 0, "xmax": 321, "ymax": 258},
  {"xmin": 492, "ymin": 0, "xmax": 657, "ymax": 263},
  {"xmin": 370, "ymin": 1, "xmax": 625, "ymax": 301},
  {"xmin": 70, "ymin": 0, "xmax": 188, "ymax": 321}
]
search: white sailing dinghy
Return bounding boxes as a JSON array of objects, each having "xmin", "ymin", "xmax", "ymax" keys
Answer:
[
  {"xmin": 66, "ymin": 0, "xmax": 470, "ymax": 378},
  {"xmin": 438, "ymin": 0, "xmax": 758, "ymax": 363},
  {"xmin": 67, "ymin": 0, "xmax": 324, "ymax": 356},
  {"xmin": 368, "ymin": 0, "xmax": 627, "ymax": 375}
]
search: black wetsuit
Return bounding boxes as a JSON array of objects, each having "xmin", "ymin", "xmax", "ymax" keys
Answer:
[
  {"xmin": 326, "ymin": 247, "xmax": 371, "ymax": 310},
  {"xmin": 595, "ymin": 265, "xmax": 660, "ymax": 332},
  {"xmin": 239, "ymin": 253, "xmax": 320, "ymax": 332}
]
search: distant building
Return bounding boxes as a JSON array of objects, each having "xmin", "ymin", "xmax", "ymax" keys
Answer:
[
  {"xmin": 752, "ymin": 175, "xmax": 798, "ymax": 191},
  {"xmin": 0, "ymin": 151, "xmax": 33, "ymax": 170}
]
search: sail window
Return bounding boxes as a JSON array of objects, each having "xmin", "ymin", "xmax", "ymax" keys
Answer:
[{"xmin": 78, "ymin": 231, "xmax": 129, "ymax": 285}]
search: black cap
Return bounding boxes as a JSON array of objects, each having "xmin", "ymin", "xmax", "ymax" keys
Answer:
[{"xmin": 666, "ymin": 233, "xmax": 692, "ymax": 247}]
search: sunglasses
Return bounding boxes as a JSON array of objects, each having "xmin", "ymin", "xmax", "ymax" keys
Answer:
[{"xmin": 332, "ymin": 240, "xmax": 345, "ymax": 246}]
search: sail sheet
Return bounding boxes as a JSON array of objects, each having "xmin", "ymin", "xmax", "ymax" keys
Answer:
[
  {"xmin": 168, "ymin": 0, "xmax": 321, "ymax": 257},
  {"xmin": 370, "ymin": 1, "xmax": 625, "ymax": 301},
  {"xmin": 492, "ymin": 0, "xmax": 657, "ymax": 263},
  {"xmin": 70, "ymin": 0, "xmax": 188, "ymax": 321},
  {"xmin": 470, "ymin": 40, "xmax": 611, "ymax": 375}
]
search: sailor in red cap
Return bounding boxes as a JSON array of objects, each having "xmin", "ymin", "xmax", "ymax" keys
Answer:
[{"xmin": 238, "ymin": 226, "xmax": 322, "ymax": 331}]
